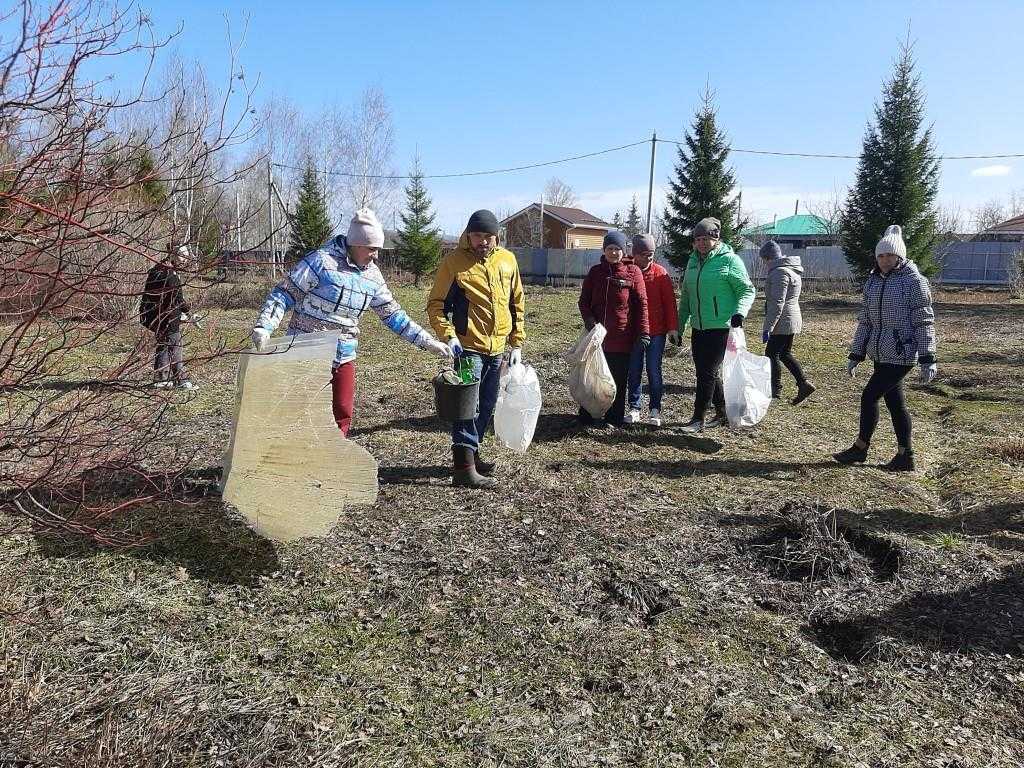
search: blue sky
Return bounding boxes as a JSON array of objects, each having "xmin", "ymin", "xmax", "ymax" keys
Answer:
[{"xmin": 116, "ymin": 0, "xmax": 1023, "ymax": 234}]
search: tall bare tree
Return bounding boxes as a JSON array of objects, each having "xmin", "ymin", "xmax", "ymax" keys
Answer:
[{"xmin": 543, "ymin": 177, "xmax": 578, "ymax": 207}]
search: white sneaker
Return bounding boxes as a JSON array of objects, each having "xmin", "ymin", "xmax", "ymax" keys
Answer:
[
  {"xmin": 625, "ymin": 409, "xmax": 641, "ymax": 424},
  {"xmin": 175, "ymin": 380, "xmax": 198, "ymax": 391},
  {"xmin": 647, "ymin": 409, "xmax": 662, "ymax": 427},
  {"xmin": 152, "ymin": 380, "xmax": 173, "ymax": 388}
]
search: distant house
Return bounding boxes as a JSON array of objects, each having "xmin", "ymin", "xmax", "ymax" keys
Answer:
[
  {"xmin": 743, "ymin": 214, "xmax": 836, "ymax": 249},
  {"xmin": 974, "ymin": 213, "xmax": 1024, "ymax": 242},
  {"xmin": 500, "ymin": 204, "xmax": 613, "ymax": 249}
]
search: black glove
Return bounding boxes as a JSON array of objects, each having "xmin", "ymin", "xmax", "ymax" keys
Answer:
[
  {"xmin": 639, "ymin": 334, "xmax": 651, "ymax": 348},
  {"xmin": 730, "ymin": 314, "xmax": 744, "ymax": 328},
  {"xmin": 584, "ymin": 318, "xmax": 595, "ymax": 331}
]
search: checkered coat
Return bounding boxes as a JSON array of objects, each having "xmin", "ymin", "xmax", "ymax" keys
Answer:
[{"xmin": 849, "ymin": 258, "xmax": 936, "ymax": 366}]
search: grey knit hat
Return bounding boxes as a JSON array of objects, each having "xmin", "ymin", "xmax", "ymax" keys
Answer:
[
  {"xmin": 875, "ymin": 224, "xmax": 907, "ymax": 258},
  {"xmin": 692, "ymin": 217, "xmax": 721, "ymax": 238},
  {"xmin": 632, "ymin": 233, "xmax": 656, "ymax": 254},
  {"xmin": 759, "ymin": 240, "xmax": 782, "ymax": 260},
  {"xmin": 603, "ymin": 231, "xmax": 628, "ymax": 251},
  {"xmin": 347, "ymin": 208, "xmax": 385, "ymax": 248}
]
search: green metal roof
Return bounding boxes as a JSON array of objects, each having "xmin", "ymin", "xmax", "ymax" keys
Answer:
[{"xmin": 744, "ymin": 214, "xmax": 829, "ymax": 237}]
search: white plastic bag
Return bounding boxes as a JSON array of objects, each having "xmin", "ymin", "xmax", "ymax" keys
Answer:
[
  {"xmin": 721, "ymin": 327, "xmax": 773, "ymax": 428},
  {"xmin": 565, "ymin": 324, "xmax": 616, "ymax": 419},
  {"xmin": 494, "ymin": 362, "xmax": 543, "ymax": 453}
]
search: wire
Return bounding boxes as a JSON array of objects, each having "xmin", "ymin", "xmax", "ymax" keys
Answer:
[
  {"xmin": 654, "ymin": 138, "xmax": 1024, "ymax": 160},
  {"xmin": 272, "ymin": 139, "xmax": 651, "ymax": 180}
]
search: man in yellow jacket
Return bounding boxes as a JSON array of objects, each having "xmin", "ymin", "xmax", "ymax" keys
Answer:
[{"xmin": 428, "ymin": 209, "xmax": 525, "ymax": 488}]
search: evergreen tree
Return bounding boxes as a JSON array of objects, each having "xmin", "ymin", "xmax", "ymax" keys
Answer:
[
  {"xmin": 662, "ymin": 90, "xmax": 747, "ymax": 269},
  {"xmin": 395, "ymin": 158, "xmax": 443, "ymax": 286},
  {"xmin": 288, "ymin": 160, "xmax": 333, "ymax": 260},
  {"xmin": 624, "ymin": 195, "xmax": 643, "ymax": 237},
  {"xmin": 611, "ymin": 211, "xmax": 623, "ymax": 230},
  {"xmin": 840, "ymin": 40, "xmax": 939, "ymax": 277}
]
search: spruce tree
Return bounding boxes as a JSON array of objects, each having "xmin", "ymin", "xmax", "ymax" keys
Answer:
[
  {"xmin": 395, "ymin": 158, "xmax": 443, "ymax": 287},
  {"xmin": 662, "ymin": 90, "xmax": 747, "ymax": 269},
  {"xmin": 624, "ymin": 195, "xmax": 643, "ymax": 237},
  {"xmin": 288, "ymin": 160, "xmax": 333, "ymax": 260},
  {"xmin": 840, "ymin": 39, "xmax": 939, "ymax": 277},
  {"xmin": 611, "ymin": 211, "xmax": 623, "ymax": 230}
]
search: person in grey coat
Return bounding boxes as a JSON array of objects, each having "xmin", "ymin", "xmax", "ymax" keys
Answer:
[
  {"xmin": 834, "ymin": 225, "xmax": 937, "ymax": 472},
  {"xmin": 760, "ymin": 240, "xmax": 815, "ymax": 404}
]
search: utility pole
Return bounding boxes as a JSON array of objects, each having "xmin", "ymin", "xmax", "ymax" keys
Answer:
[
  {"xmin": 267, "ymin": 161, "xmax": 275, "ymax": 278},
  {"xmin": 538, "ymin": 192, "xmax": 545, "ymax": 249},
  {"xmin": 645, "ymin": 131, "xmax": 657, "ymax": 232}
]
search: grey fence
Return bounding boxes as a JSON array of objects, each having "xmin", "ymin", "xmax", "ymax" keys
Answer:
[{"xmin": 512, "ymin": 241, "xmax": 1023, "ymax": 287}]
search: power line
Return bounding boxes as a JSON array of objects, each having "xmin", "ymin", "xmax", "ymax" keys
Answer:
[
  {"xmin": 272, "ymin": 139, "xmax": 650, "ymax": 180},
  {"xmin": 655, "ymin": 138, "xmax": 1024, "ymax": 160},
  {"xmin": 271, "ymin": 136, "xmax": 1024, "ymax": 181}
]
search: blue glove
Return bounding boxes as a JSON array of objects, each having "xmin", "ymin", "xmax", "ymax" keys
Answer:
[
  {"xmin": 762, "ymin": 330, "xmax": 770, "ymax": 344},
  {"xmin": 447, "ymin": 337, "xmax": 463, "ymax": 357}
]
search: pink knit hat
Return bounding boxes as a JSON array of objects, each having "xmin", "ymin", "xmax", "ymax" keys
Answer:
[{"xmin": 347, "ymin": 208, "xmax": 384, "ymax": 248}]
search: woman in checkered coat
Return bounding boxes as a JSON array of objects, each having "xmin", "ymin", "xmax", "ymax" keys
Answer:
[{"xmin": 834, "ymin": 225, "xmax": 937, "ymax": 472}]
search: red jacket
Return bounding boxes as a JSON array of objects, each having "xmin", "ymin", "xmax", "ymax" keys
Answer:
[
  {"xmin": 579, "ymin": 258, "xmax": 650, "ymax": 354},
  {"xmin": 640, "ymin": 262, "xmax": 679, "ymax": 336}
]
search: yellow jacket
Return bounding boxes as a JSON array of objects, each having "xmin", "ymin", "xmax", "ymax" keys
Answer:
[{"xmin": 428, "ymin": 234, "xmax": 526, "ymax": 356}]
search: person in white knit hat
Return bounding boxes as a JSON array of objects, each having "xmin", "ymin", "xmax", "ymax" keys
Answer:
[
  {"xmin": 834, "ymin": 224, "xmax": 937, "ymax": 472},
  {"xmin": 251, "ymin": 208, "xmax": 451, "ymax": 436}
]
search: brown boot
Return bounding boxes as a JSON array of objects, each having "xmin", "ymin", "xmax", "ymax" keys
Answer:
[
  {"xmin": 452, "ymin": 446, "xmax": 497, "ymax": 489},
  {"xmin": 474, "ymin": 452, "xmax": 496, "ymax": 477}
]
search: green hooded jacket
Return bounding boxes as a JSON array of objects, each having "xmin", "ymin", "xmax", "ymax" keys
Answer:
[{"xmin": 677, "ymin": 242, "xmax": 756, "ymax": 331}]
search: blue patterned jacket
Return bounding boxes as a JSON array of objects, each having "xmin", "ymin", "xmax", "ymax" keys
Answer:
[{"xmin": 255, "ymin": 235, "xmax": 434, "ymax": 366}]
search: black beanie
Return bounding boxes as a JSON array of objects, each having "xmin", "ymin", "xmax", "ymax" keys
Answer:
[{"xmin": 466, "ymin": 209, "xmax": 499, "ymax": 235}]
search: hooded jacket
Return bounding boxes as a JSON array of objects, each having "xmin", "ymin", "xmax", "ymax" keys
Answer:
[
  {"xmin": 427, "ymin": 233, "xmax": 526, "ymax": 356},
  {"xmin": 140, "ymin": 262, "xmax": 190, "ymax": 334},
  {"xmin": 762, "ymin": 253, "xmax": 804, "ymax": 336},
  {"xmin": 849, "ymin": 258, "xmax": 936, "ymax": 366},
  {"xmin": 677, "ymin": 242, "xmax": 756, "ymax": 332},
  {"xmin": 579, "ymin": 257, "xmax": 650, "ymax": 354},
  {"xmin": 255, "ymin": 234, "xmax": 434, "ymax": 366}
]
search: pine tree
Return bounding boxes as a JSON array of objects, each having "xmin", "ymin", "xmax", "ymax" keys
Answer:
[
  {"xmin": 840, "ymin": 39, "xmax": 939, "ymax": 277},
  {"xmin": 395, "ymin": 158, "xmax": 443, "ymax": 287},
  {"xmin": 662, "ymin": 90, "xmax": 747, "ymax": 269},
  {"xmin": 624, "ymin": 195, "xmax": 643, "ymax": 237},
  {"xmin": 288, "ymin": 160, "xmax": 333, "ymax": 260},
  {"xmin": 611, "ymin": 211, "xmax": 623, "ymax": 230}
]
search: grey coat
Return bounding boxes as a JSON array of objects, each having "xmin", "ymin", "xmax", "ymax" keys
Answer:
[
  {"xmin": 849, "ymin": 258, "xmax": 936, "ymax": 366},
  {"xmin": 762, "ymin": 254, "xmax": 804, "ymax": 336}
]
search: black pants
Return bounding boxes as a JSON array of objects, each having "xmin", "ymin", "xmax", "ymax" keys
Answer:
[
  {"xmin": 691, "ymin": 328, "xmax": 729, "ymax": 420},
  {"xmin": 579, "ymin": 350, "xmax": 631, "ymax": 425},
  {"xmin": 765, "ymin": 334, "xmax": 807, "ymax": 394},
  {"xmin": 859, "ymin": 363, "xmax": 913, "ymax": 450}
]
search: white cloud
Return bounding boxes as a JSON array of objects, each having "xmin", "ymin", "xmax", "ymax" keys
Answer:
[{"xmin": 971, "ymin": 164, "xmax": 1012, "ymax": 177}]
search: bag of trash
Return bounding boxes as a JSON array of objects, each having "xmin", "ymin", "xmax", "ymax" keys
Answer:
[
  {"xmin": 494, "ymin": 361, "xmax": 542, "ymax": 453},
  {"xmin": 721, "ymin": 327, "xmax": 772, "ymax": 427},
  {"xmin": 565, "ymin": 324, "xmax": 615, "ymax": 419}
]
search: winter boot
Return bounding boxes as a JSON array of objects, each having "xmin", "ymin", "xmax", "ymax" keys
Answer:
[
  {"xmin": 791, "ymin": 380, "xmax": 817, "ymax": 406},
  {"xmin": 679, "ymin": 417, "xmax": 705, "ymax": 434},
  {"xmin": 882, "ymin": 450, "xmax": 916, "ymax": 472},
  {"xmin": 474, "ymin": 451, "xmax": 496, "ymax": 477},
  {"xmin": 452, "ymin": 446, "xmax": 497, "ymax": 489},
  {"xmin": 833, "ymin": 442, "xmax": 869, "ymax": 465},
  {"xmin": 705, "ymin": 411, "xmax": 729, "ymax": 428}
]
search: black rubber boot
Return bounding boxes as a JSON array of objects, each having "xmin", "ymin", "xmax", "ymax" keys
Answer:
[
  {"xmin": 834, "ymin": 443, "xmax": 869, "ymax": 465},
  {"xmin": 882, "ymin": 450, "xmax": 916, "ymax": 472},
  {"xmin": 791, "ymin": 381, "xmax": 817, "ymax": 406},
  {"xmin": 679, "ymin": 418, "xmax": 705, "ymax": 434},
  {"xmin": 452, "ymin": 446, "xmax": 497, "ymax": 489},
  {"xmin": 474, "ymin": 452, "xmax": 496, "ymax": 477}
]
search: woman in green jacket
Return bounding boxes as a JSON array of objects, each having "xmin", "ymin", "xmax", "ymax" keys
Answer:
[{"xmin": 676, "ymin": 217, "xmax": 756, "ymax": 433}]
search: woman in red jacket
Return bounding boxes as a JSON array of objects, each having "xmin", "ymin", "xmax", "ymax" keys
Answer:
[
  {"xmin": 578, "ymin": 231, "xmax": 650, "ymax": 427},
  {"xmin": 625, "ymin": 234, "xmax": 678, "ymax": 426}
]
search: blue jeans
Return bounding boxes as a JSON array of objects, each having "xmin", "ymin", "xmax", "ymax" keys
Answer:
[
  {"xmin": 451, "ymin": 351, "xmax": 503, "ymax": 452},
  {"xmin": 627, "ymin": 334, "xmax": 666, "ymax": 411}
]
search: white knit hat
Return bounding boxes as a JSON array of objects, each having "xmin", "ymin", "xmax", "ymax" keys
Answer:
[
  {"xmin": 875, "ymin": 224, "xmax": 907, "ymax": 258},
  {"xmin": 347, "ymin": 208, "xmax": 385, "ymax": 248}
]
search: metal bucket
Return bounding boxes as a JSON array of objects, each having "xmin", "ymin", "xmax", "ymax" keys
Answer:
[{"xmin": 432, "ymin": 369, "xmax": 480, "ymax": 423}]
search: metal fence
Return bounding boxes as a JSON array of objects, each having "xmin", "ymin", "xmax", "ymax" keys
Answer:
[{"xmin": 511, "ymin": 241, "xmax": 1023, "ymax": 287}]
